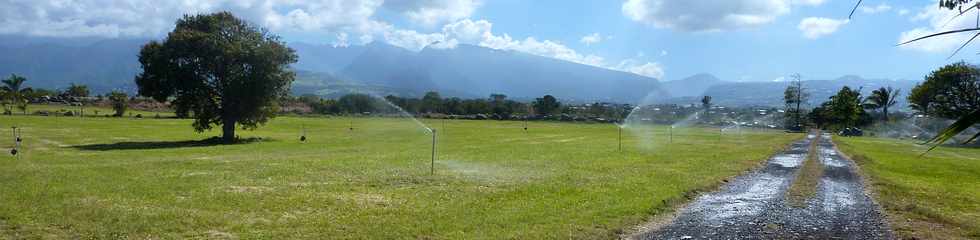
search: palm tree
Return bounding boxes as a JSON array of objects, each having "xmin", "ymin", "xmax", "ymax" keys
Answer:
[
  {"xmin": 863, "ymin": 87, "xmax": 900, "ymax": 121},
  {"xmin": 2, "ymin": 74, "xmax": 32, "ymax": 114}
]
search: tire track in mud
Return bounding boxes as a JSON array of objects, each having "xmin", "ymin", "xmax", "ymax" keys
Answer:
[{"xmin": 634, "ymin": 133, "xmax": 892, "ymax": 239}]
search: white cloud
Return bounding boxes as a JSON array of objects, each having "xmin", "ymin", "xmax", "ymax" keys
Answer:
[
  {"xmin": 622, "ymin": 0, "xmax": 796, "ymax": 32},
  {"xmin": 859, "ymin": 3, "xmax": 892, "ymax": 14},
  {"xmin": 383, "ymin": 0, "xmax": 481, "ymax": 27},
  {"xmin": 898, "ymin": 9, "xmax": 910, "ymax": 16},
  {"xmin": 660, "ymin": 50, "xmax": 668, "ymax": 56},
  {"xmin": 899, "ymin": 4, "xmax": 980, "ymax": 53},
  {"xmin": 333, "ymin": 32, "xmax": 350, "ymax": 47},
  {"xmin": 615, "ymin": 60, "xmax": 666, "ymax": 79},
  {"xmin": 798, "ymin": 17, "xmax": 848, "ymax": 39},
  {"xmin": 794, "ymin": 0, "xmax": 826, "ymax": 6},
  {"xmin": 580, "ymin": 33, "xmax": 602, "ymax": 46},
  {"xmin": 419, "ymin": 19, "xmax": 666, "ymax": 79},
  {"xmin": 0, "ymin": 0, "xmax": 386, "ymax": 38}
]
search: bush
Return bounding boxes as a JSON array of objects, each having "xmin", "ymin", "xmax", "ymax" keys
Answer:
[{"xmin": 108, "ymin": 91, "xmax": 128, "ymax": 117}]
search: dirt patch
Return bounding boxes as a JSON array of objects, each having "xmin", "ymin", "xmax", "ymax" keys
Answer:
[
  {"xmin": 337, "ymin": 193, "xmax": 394, "ymax": 207},
  {"xmin": 202, "ymin": 230, "xmax": 237, "ymax": 240},
  {"xmin": 181, "ymin": 171, "xmax": 212, "ymax": 177},
  {"xmin": 226, "ymin": 186, "xmax": 273, "ymax": 194}
]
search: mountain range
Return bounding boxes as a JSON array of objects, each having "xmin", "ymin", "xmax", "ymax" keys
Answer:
[
  {"xmin": 0, "ymin": 36, "xmax": 919, "ymax": 107},
  {"xmin": 661, "ymin": 75, "xmax": 919, "ymax": 108}
]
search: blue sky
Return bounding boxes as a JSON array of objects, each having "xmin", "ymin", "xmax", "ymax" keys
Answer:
[{"xmin": 1, "ymin": 0, "xmax": 978, "ymax": 82}]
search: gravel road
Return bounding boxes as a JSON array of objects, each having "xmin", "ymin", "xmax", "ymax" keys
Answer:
[{"xmin": 634, "ymin": 133, "xmax": 892, "ymax": 240}]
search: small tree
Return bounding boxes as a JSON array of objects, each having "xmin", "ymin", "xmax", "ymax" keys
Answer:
[
  {"xmin": 135, "ymin": 12, "xmax": 298, "ymax": 143},
  {"xmin": 828, "ymin": 86, "xmax": 867, "ymax": 129},
  {"xmin": 783, "ymin": 74, "xmax": 808, "ymax": 129},
  {"xmin": 108, "ymin": 91, "xmax": 128, "ymax": 117},
  {"xmin": 489, "ymin": 94, "xmax": 510, "ymax": 117},
  {"xmin": 864, "ymin": 87, "xmax": 900, "ymax": 121},
  {"xmin": 701, "ymin": 95, "xmax": 712, "ymax": 119},
  {"xmin": 2, "ymin": 74, "xmax": 32, "ymax": 115},
  {"xmin": 421, "ymin": 91, "xmax": 443, "ymax": 114},
  {"xmin": 533, "ymin": 95, "xmax": 561, "ymax": 116},
  {"xmin": 65, "ymin": 83, "xmax": 90, "ymax": 98}
]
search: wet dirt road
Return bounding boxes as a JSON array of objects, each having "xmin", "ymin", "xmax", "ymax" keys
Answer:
[{"xmin": 634, "ymin": 133, "xmax": 892, "ymax": 239}]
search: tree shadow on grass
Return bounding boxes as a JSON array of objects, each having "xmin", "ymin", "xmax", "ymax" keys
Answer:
[{"xmin": 72, "ymin": 137, "xmax": 266, "ymax": 151}]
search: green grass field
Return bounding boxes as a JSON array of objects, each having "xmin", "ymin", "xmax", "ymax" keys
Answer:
[
  {"xmin": 836, "ymin": 137, "xmax": 980, "ymax": 239},
  {"xmin": 0, "ymin": 114, "xmax": 798, "ymax": 239}
]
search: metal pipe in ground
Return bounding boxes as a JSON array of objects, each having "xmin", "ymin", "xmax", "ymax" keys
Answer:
[{"xmin": 431, "ymin": 129, "xmax": 437, "ymax": 175}]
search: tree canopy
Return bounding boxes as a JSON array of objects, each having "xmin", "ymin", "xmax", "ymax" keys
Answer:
[
  {"xmin": 909, "ymin": 62, "xmax": 980, "ymax": 119},
  {"xmin": 65, "ymin": 83, "xmax": 90, "ymax": 98},
  {"xmin": 864, "ymin": 87, "xmax": 900, "ymax": 121},
  {"xmin": 533, "ymin": 95, "xmax": 561, "ymax": 115},
  {"xmin": 135, "ymin": 12, "xmax": 298, "ymax": 143}
]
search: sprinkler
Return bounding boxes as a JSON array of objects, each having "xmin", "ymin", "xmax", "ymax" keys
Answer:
[
  {"xmin": 430, "ymin": 129, "xmax": 437, "ymax": 175},
  {"xmin": 300, "ymin": 124, "xmax": 307, "ymax": 142},
  {"xmin": 10, "ymin": 127, "xmax": 19, "ymax": 156},
  {"xmin": 349, "ymin": 117, "xmax": 354, "ymax": 131},
  {"xmin": 618, "ymin": 125, "xmax": 623, "ymax": 152},
  {"xmin": 669, "ymin": 125, "xmax": 673, "ymax": 144},
  {"xmin": 524, "ymin": 117, "xmax": 528, "ymax": 131}
]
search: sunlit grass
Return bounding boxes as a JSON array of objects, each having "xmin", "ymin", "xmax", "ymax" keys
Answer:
[
  {"xmin": 836, "ymin": 137, "xmax": 980, "ymax": 239},
  {"xmin": 0, "ymin": 115, "xmax": 797, "ymax": 239}
]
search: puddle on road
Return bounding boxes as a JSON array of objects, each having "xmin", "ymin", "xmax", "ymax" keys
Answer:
[
  {"xmin": 770, "ymin": 154, "xmax": 804, "ymax": 168},
  {"xmin": 694, "ymin": 173, "xmax": 788, "ymax": 221},
  {"xmin": 819, "ymin": 147, "xmax": 848, "ymax": 167},
  {"xmin": 820, "ymin": 179, "xmax": 856, "ymax": 212}
]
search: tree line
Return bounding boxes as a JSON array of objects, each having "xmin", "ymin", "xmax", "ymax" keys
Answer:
[
  {"xmin": 286, "ymin": 91, "xmax": 628, "ymax": 121},
  {"xmin": 785, "ymin": 61, "xmax": 979, "ymax": 139}
]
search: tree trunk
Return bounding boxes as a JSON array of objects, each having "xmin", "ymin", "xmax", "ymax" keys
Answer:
[
  {"xmin": 222, "ymin": 118, "xmax": 236, "ymax": 143},
  {"xmin": 883, "ymin": 106, "xmax": 889, "ymax": 122}
]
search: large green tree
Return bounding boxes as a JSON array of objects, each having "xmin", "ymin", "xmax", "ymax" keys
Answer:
[
  {"xmin": 135, "ymin": 12, "xmax": 298, "ymax": 143},
  {"xmin": 908, "ymin": 62, "xmax": 979, "ymax": 119}
]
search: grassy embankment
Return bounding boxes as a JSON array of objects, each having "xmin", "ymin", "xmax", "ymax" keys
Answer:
[
  {"xmin": 836, "ymin": 137, "xmax": 980, "ymax": 239},
  {"xmin": 0, "ymin": 112, "xmax": 797, "ymax": 239}
]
